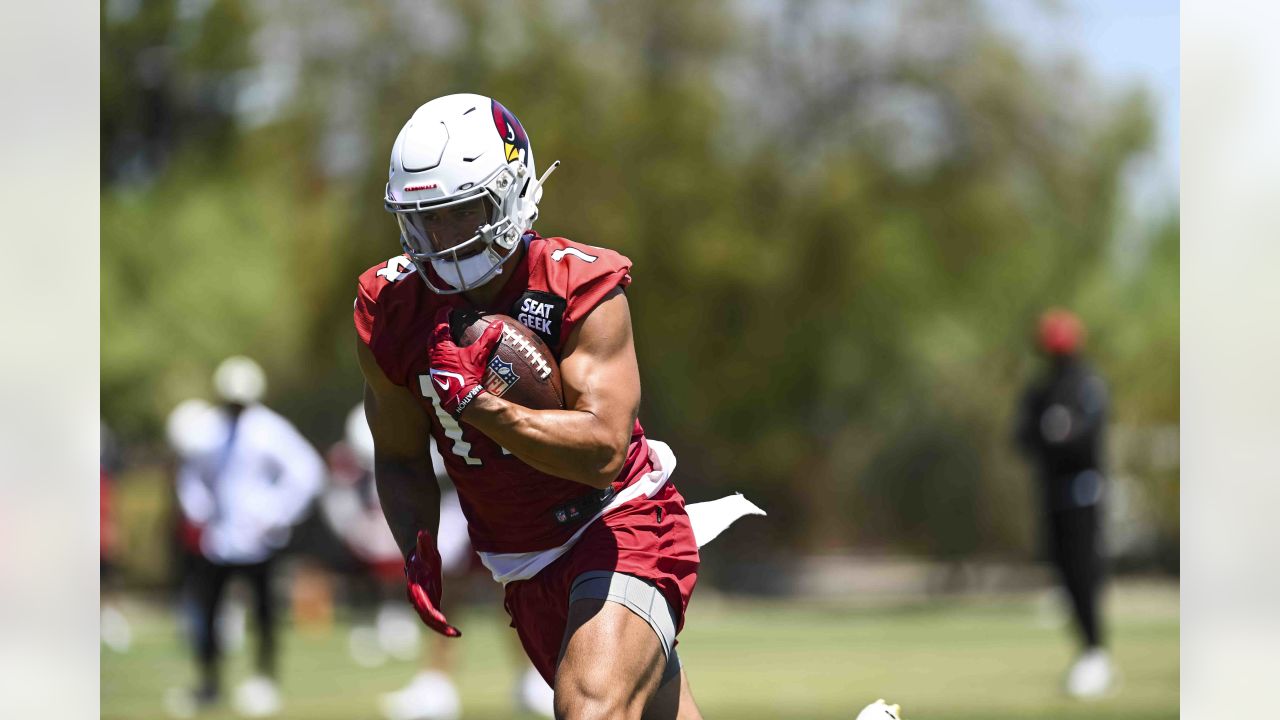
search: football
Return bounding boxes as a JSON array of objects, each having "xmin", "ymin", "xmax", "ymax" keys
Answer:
[{"xmin": 450, "ymin": 309, "xmax": 565, "ymax": 410}]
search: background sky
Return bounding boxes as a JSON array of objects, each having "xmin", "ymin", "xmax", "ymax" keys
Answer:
[{"xmin": 994, "ymin": 0, "xmax": 1179, "ymax": 215}]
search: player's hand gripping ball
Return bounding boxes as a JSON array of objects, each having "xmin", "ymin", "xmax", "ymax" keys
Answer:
[
  {"xmin": 449, "ymin": 308, "xmax": 564, "ymax": 412},
  {"xmin": 425, "ymin": 307, "xmax": 503, "ymax": 419}
]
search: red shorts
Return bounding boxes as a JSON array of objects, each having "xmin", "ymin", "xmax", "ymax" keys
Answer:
[{"xmin": 503, "ymin": 481, "xmax": 700, "ymax": 685}]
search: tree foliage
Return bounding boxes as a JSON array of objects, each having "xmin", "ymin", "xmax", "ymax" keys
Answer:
[{"xmin": 102, "ymin": 0, "xmax": 1178, "ymax": 560}]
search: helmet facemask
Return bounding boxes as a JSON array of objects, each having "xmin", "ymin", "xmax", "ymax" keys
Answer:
[{"xmin": 387, "ymin": 162, "xmax": 530, "ymax": 294}]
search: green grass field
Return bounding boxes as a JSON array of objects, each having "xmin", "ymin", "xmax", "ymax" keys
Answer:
[{"xmin": 102, "ymin": 581, "xmax": 1177, "ymax": 719}]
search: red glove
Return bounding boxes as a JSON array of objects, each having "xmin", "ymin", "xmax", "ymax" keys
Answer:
[
  {"xmin": 426, "ymin": 307, "xmax": 505, "ymax": 420},
  {"xmin": 405, "ymin": 530, "xmax": 461, "ymax": 638}
]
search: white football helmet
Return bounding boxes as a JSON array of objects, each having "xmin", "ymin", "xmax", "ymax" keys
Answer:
[
  {"xmin": 384, "ymin": 93, "xmax": 557, "ymax": 294},
  {"xmin": 213, "ymin": 355, "xmax": 266, "ymax": 405}
]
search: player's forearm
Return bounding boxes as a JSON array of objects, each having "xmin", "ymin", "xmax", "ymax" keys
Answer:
[
  {"xmin": 374, "ymin": 456, "xmax": 442, "ymax": 558},
  {"xmin": 463, "ymin": 393, "xmax": 628, "ymax": 489}
]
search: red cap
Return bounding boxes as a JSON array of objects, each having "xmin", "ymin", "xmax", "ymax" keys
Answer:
[{"xmin": 1038, "ymin": 308, "xmax": 1084, "ymax": 355}]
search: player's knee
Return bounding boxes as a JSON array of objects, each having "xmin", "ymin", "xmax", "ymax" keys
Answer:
[{"xmin": 553, "ymin": 667, "xmax": 631, "ymax": 720}]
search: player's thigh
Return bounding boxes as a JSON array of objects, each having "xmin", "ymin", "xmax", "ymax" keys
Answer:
[
  {"xmin": 642, "ymin": 667, "xmax": 703, "ymax": 720},
  {"xmin": 556, "ymin": 597, "xmax": 666, "ymax": 717}
]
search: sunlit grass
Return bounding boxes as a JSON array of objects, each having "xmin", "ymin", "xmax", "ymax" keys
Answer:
[{"xmin": 102, "ymin": 581, "xmax": 1177, "ymax": 719}]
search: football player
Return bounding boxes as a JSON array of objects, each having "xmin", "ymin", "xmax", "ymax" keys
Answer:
[{"xmin": 355, "ymin": 93, "xmax": 729, "ymax": 719}]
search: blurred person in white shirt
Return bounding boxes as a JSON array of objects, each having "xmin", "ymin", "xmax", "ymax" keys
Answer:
[{"xmin": 171, "ymin": 356, "xmax": 324, "ymax": 717}]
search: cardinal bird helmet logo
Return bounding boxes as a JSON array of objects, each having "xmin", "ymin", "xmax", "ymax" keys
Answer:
[{"xmin": 491, "ymin": 99, "xmax": 531, "ymax": 166}]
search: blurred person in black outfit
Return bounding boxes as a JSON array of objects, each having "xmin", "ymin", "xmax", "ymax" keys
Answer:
[{"xmin": 1015, "ymin": 308, "xmax": 1115, "ymax": 699}]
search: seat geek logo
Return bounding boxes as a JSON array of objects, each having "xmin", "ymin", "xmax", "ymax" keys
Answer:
[
  {"xmin": 513, "ymin": 291, "xmax": 565, "ymax": 348},
  {"xmin": 519, "ymin": 298, "xmax": 556, "ymax": 334}
]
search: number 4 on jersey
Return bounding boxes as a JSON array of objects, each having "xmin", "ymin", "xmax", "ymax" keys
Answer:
[{"xmin": 377, "ymin": 255, "xmax": 415, "ymax": 281}]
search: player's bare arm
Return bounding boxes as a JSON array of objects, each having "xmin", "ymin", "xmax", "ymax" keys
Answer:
[
  {"xmin": 356, "ymin": 334, "xmax": 442, "ymax": 558},
  {"xmin": 459, "ymin": 286, "xmax": 639, "ymax": 489}
]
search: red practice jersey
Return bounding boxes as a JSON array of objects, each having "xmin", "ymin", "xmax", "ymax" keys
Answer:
[{"xmin": 355, "ymin": 233, "xmax": 655, "ymax": 554}]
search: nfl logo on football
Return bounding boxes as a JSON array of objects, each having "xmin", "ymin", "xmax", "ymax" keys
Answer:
[{"xmin": 485, "ymin": 355, "xmax": 521, "ymax": 396}]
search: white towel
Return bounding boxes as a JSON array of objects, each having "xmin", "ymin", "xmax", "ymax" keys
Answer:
[
  {"xmin": 478, "ymin": 442, "xmax": 766, "ymax": 584},
  {"xmin": 685, "ymin": 493, "xmax": 767, "ymax": 548}
]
